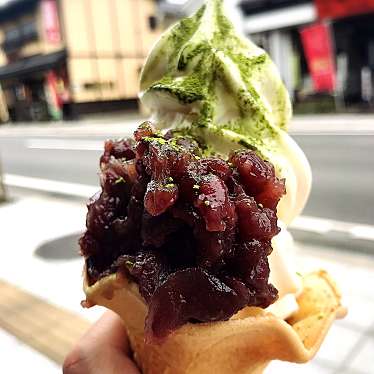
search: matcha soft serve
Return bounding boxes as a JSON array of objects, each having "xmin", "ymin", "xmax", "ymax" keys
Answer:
[{"xmin": 140, "ymin": 0, "xmax": 311, "ymax": 225}]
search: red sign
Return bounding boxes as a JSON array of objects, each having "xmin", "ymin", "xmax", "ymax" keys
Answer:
[
  {"xmin": 315, "ymin": 0, "xmax": 374, "ymax": 20},
  {"xmin": 46, "ymin": 71, "xmax": 60, "ymax": 107},
  {"xmin": 42, "ymin": 0, "xmax": 61, "ymax": 44},
  {"xmin": 300, "ymin": 23, "xmax": 336, "ymax": 93}
]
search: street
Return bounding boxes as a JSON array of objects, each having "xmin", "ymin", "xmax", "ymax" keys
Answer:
[
  {"xmin": 295, "ymin": 134, "xmax": 374, "ymax": 226},
  {"xmin": 0, "ymin": 118, "xmax": 373, "ymax": 225}
]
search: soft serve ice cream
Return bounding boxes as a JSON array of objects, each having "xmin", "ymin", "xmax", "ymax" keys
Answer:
[
  {"xmin": 140, "ymin": 0, "xmax": 310, "ymax": 319},
  {"xmin": 140, "ymin": 0, "xmax": 311, "ymax": 225}
]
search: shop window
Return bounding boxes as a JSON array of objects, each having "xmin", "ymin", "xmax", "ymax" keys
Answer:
[
  {"xmin": 2, "ymin": 20, "xmax": 38, "ymax": 52},
  {"xmin": 83, "ymin": 82, "xmax": 115, "ymax": 90},
  {"xmin": 148, "ymin": 15, "xmax": 158, "ymax": 31},
  {"xmin": 2, "ymin": 28, "xmax": 22, "ymax": 52},
  {"xmin": 22, "ymin": 21, "xmax": 38, "ymax": 43}
]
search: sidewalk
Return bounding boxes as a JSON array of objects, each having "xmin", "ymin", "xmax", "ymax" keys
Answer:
[{"xmin": 0, "ymin": 191, "xmax": 373, "ymax": 373}]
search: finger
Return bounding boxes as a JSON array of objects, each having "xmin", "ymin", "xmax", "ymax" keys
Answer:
[
  {"xmin": 63, "ymin": 345, "xmax": 141, "ymax": 374},
  {"xmin": 63, "ymin": 311, "xmax": 141, "ymax": 374},
  {"xmin": 80, "ymin": 310, "xmax": 130, "ymax": 353}
]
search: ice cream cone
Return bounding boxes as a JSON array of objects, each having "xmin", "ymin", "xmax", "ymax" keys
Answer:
[{"xmin": 82, "ymin": 268, "xmax": 345, "ymax": 374}]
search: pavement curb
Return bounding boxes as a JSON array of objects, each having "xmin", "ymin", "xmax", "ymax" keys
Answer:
[{"xmin": 290, "ymin": 228, "xmax": 374, "ymax": 257}]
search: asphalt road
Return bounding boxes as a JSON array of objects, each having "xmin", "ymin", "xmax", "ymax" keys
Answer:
[{"xmin": 0, "ymin": 129, "xmax": 373, "ymax": 226}]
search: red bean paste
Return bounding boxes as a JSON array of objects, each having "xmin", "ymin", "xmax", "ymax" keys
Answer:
[{"xmin": 80, "ymin": 122, "xmax": 286, "ymax": 341}]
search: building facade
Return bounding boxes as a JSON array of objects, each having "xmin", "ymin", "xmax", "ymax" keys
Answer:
[
  {"xmin": 239, "ymin": 0, "xmax": 374, "ymax": 112},
  {"xmin": 0, "ymin": 0, "xmax": 161, "ymax": 122}
]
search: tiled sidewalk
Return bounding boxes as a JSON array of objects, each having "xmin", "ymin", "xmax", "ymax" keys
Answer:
[{"xmin": 0, "ymin": 193, "xmax": 373, "ymax": 373}]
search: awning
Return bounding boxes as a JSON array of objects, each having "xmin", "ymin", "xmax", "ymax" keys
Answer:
[
  {"xmin": 244, "ymin": 3, "xmax": 317, "ymax": 34},
  {"xmin": 0, "ymin": 49, "xmax": 67, "ymax": 81}
]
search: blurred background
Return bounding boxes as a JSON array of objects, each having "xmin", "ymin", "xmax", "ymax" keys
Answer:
[{"xmin": 0, "ymin": 0, "xmax": 373, "ymax": 373}]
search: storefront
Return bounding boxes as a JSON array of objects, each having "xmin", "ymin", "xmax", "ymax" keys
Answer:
[
  {"xmin": 0, "ymin": 50, "xmax": 68, "ymax": 121},
  {"xmin": 240, "ymin": 0, "xmax": 374, "ymax": 111}
]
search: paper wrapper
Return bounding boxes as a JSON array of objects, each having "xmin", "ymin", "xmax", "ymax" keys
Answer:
[{"xmin": 83, "ymin": 269, "xmax": 345, "ymax": 374}]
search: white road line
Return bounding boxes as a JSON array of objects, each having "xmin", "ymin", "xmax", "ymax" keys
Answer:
[
  {"xmin": 4, "ymin": 173, "xmax": 374, "ymax": 242},
  {"xmin": 290, "ymin": 215, "xmax": 334, "ymax": 234},
  {"xmin": 291, "ymin": 215, "xmax": 374, "ymax": 242},
  {"xmin": 4, "ymin": 174, "xmax": 98, "ymax": 198},
  {"xmin": 349, "ymin": 225, "xmax": 374, "ymax": 241},
  {"xmin": 25, "ymin": 138, "xmax": 104, "ymax": 151}
]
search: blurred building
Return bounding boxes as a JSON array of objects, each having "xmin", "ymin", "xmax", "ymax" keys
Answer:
[
  {"xmin": 239, "ymin": 0, "xmax": 374, "ymax": 111},
  {"xmin": 158, "ymin": 0, "xmax": 244, "ymax": 31},
  {"xmin": 0, "ymin": 0, "xmax": 161, "ymax": 122},
  {"xmin": 158, "ymin": 0, "xmax": 203, "ymax": 19}
]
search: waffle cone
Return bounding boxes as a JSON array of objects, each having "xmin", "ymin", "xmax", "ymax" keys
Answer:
[{"xmin": 83, "ymin": 269, "xmax": 345, "ymax": 374}]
